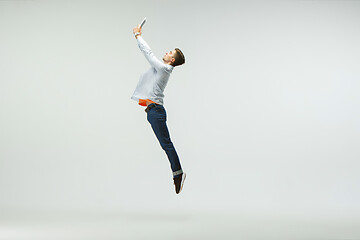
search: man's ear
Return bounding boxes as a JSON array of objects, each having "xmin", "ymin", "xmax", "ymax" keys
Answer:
[{"xmin": 171, "ymin": 58, "xmax": 176, "ymax": 64}]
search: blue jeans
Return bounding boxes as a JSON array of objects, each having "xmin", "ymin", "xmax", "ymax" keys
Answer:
[{"xmin": 146, "ymin": 103, "xmax": 183, "ymax": 178}]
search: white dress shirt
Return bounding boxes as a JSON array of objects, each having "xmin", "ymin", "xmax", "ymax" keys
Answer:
[{"xmin": 131, "ymin": 36, "xmax": 174, "ymax": 105}]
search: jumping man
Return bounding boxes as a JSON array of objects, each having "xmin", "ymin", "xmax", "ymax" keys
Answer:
[{"xmin": 131, "ymin": 24, "xmax": 186, "ymax": 194}]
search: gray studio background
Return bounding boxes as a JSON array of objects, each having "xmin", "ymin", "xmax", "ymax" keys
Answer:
[{"xmin": 1, "ymin": 0, "xmax": 360, "ymax": 239}]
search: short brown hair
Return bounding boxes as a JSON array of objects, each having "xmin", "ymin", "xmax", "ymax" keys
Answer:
[{"xmin": 172, "ymin": 48, "xmax": 185, "ymax": 67}]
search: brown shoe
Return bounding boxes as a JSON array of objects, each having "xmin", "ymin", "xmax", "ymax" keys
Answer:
[{"xmin": 173, "ymin": 173, "xmax": 186, "ymax": 194}]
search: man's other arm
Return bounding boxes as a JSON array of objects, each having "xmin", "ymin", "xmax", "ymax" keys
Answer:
[{"xmin": 133, "ymin": 25, "xmax": 165, "ymax": 70}]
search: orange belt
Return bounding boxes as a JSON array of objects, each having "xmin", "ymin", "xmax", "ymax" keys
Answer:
[{"xmin": 139, "ymin": 99, "xmax": 157, "ymax": 107}]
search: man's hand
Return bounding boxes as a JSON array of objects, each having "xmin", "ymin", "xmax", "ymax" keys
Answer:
[{"xmin": 133, "ymin": 25, "xmax": 142, "ymax": 38}]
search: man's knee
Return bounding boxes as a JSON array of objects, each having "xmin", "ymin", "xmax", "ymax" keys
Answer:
[{"xmin": 160, "ymin": 141, "xmax": 174, "ymax": 151}]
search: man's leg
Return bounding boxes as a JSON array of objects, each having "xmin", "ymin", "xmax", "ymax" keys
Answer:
[{"xmin": 146, "ymin": 104, "xmax": 183, "ymax": 178}]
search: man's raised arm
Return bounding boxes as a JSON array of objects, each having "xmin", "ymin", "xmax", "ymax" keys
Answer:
[{"xmin": 132, "ymin": 25, "xmax": 165, "ymax": 70}]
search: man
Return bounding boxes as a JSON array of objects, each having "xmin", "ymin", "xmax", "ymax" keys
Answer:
[{"xmin": 131, "ymin": 24, "xmax": 186, "ymax": 194}]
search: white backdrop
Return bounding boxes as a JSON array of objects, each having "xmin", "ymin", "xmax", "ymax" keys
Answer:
[{"xmin": 1, "ymin": 0, "xmax": 360, "ymax": 235}]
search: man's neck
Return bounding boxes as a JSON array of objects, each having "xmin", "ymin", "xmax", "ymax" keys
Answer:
[
  {"xmin": 163, "ymin": 61, "xmax": 173, "ymax": 66},
  {"xmin": 162, "ymin": 58, "xmax": 173, "ymax": 66}
]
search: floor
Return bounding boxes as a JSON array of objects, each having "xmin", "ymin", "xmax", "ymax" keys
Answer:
[{"xmin": 1, "ymin": 209, "xmax": 359, "ymax": 240}]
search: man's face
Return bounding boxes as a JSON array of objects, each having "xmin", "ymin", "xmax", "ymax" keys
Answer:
[{"xmin": 163, "ymin": 49, "xmax": 176, "ymax": 64}]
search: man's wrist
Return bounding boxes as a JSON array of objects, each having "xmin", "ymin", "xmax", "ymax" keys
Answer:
[{"xmin": 134, "ymin": 32, "xmax": 141, "ymax": 38}]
